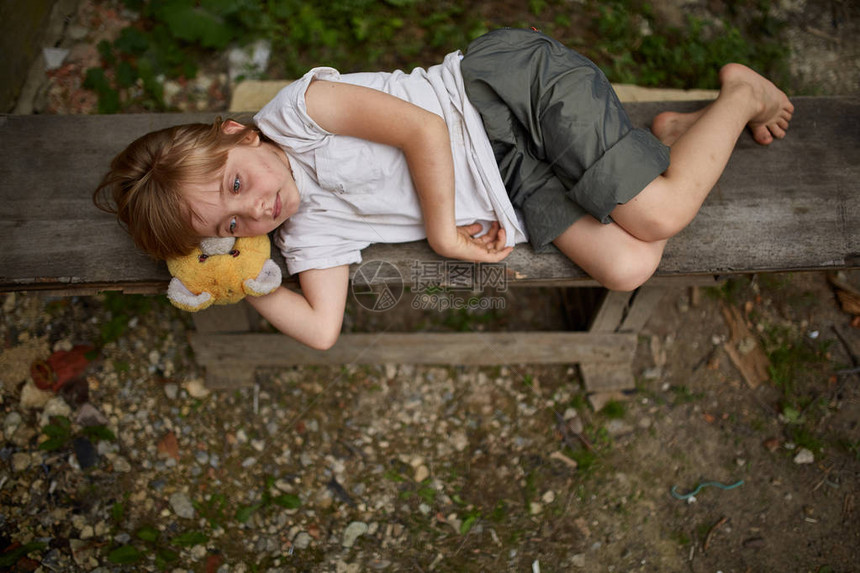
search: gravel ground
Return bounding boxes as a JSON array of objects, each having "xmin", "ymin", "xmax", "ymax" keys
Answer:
[{"xmin": 3, "ymin": 275, "xmax": 859, "ymax": 572}]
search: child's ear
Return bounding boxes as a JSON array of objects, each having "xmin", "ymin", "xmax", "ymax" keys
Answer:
[
  {"xmin": 222, "ymin": 120, "xmax": 259, "ymax": 143},
  {"xmin": 221, "ymin": 119, "xmax": 245, "ymax": 134}
]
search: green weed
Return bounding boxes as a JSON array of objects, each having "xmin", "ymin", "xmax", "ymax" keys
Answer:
[
  {"xmin": 589, "ymin": 0, "xmax": 790, "ymax": 90},
  {"xmin": 670, "ymin": 385, "xmax": 704, "ymax": 404},
  {"xmin": 235, "ymin": 476, "xmax": 302, "ymax": 524},
  {"xmin": 107, "ymin": 522, "xmax": 207, "ymax": 567},
  {"xmin": 39, "ymin": 416, "xmax": 116, "ymax": 452},
  {"xmin": 601, "ymin": 400, "xmax": 626, "ymax": 420},
  {"xmin": 88, "ymin": 0, "xmax": 792, "ymax": 113}
]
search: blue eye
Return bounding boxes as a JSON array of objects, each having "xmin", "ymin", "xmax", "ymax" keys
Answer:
[
  {"xmin": 232, "ymin": 176, "xmax": 240, "ymax": 193},
  {"xmin": 229, "ymin": 217, "xmax": 237, "ymax": 234}
]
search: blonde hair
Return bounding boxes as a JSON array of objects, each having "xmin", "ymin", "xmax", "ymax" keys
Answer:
[{"xmin": 93, "ymin": 119, "xmax": 257, "ymax": 260}]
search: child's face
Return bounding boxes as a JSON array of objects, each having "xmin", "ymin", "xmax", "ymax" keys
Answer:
[{"xmin": 185, "ymin": 123, "xmax": 300, "ymax": 238}]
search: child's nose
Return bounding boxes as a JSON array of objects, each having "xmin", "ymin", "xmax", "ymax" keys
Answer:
[{"xmin": 245, "ymin": 197, "xmax": 266, "ymax": 220}]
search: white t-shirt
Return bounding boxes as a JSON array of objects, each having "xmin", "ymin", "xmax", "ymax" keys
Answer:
[{"xmin": 254, "ymin": 51, "xmax": 527, "ymax": 275}]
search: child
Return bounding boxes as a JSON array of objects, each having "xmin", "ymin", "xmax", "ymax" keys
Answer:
[{"xmin": 95, "ymin": 28, "xmax": 793, "ymax": 350}]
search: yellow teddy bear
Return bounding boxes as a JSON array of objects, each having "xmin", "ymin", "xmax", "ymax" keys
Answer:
[{"xmin": 166, "ymin": 236, "xmax": 282, "ymax": 312}]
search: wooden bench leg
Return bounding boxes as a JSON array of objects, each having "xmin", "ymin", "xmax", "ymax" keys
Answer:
[
  {"xmin": 192, "ymin": 302, "xmax": 259, "ymax": 388},
  {"xmin": 580, "ymin": 286, "xmax": 667, "ymax": 394}
]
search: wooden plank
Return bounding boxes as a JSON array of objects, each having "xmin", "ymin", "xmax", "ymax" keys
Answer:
[
  {"xmin": 579, "ymin": 362, "xmax": 636, "ymax": 392},
  {"xmin": 588, "ymin": 291, "xmax": 633, "ymax": 333},
  {"xmin": 619, "ymin": 286, "xmax": 667, "ymax": 333},
  {"xmin": 192, "ymin": 302, "xmax": 255, "ymax": 334},
  {"xmin": 1, "ymin": 97, "xmax": 858, "ymax": 293},
  {"xmin": 190, "ymin": 331, "xmax": 637, "ymax": 366},
  {"xmin": 203, "ymin": 364, "xmax": 258, "ymax": 389}
]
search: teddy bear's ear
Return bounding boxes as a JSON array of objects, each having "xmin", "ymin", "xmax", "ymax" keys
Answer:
[
  {"xmin": 244, "ymin": 259, "xmax": 282, "ymax": 297},
  {"xmin": 167, "ymin": 278, "xmax": 214, "ymax": 312}
]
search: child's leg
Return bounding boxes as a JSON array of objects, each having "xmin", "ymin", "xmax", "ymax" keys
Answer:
[
  {"xmin": 552, "ymin": 215, "xmax": 667, "ymax": 292},
  {"xmin": 611, "ymin": 64, "xmax": 794, "ymax": 242}
]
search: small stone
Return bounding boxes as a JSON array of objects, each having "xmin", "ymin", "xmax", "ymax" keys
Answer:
[
  {"xmin": 40, "ymin": 397, "xmax": 72, "ymax": 427},
  {"xmin": 542, "ymin": 490, "xmax": 556, "ymax": 504},
  {"xmin": 293, "ymin": 531, "xmax": 312, "ymax": 550},
  {"xmin": 793, "ymin": 448, "xmax": 815, "ymax": 464},
  {"xmin": 169, "ymin": 492, "xmax": 195, "ymax": 519},
  {"xmin": 3, "ymin": 412, "xmax": 22, "ymax": 437},
  {"xmin": 529, "ymin": 502, "xmax": 543, "ymax": 515},
  {"xmin": 76, "ymin": 403, "xmax": 108, "ymax": 427},
  {"xmin": 73, "ymin": 437, "xmax": 99, "ymax": 470},
  {"xmin": 641, "ymin": 367, "xmax": 662, "ymax": 381},
  {"xmin": 342, "ymin": 521, "xmax": 368, "ymax": 548},
  {"xmin": 20, "ymin": 380, "xmax": 53, "ymax": 409},
  {"xmin": 451, "ymin": 431, "xmax": 468, "ymax": 452},
  {"xmin": 605, "ymin": 419, "xmax": 634, "ymax": 437},
  {"xmin": 112, "ymin": 456, "xmax": 131, "ymax": 473},
  {"xmin": 69, "ymin": 539, "xmax": 95, "ymax": 567},
  {"xmin": 184, "ymin": 378, "xmax": 210, "ymax": 399},
  {"xmin": 571, "ymin": 553, "xmax": 587, "ymax": 568},
  {"xmin": 384, "ymin": 363, "xmax": 397, "ymax": 380},
  {"xmin": 414, "ymin": 464, "xmax": 429, "ymax": 483},
  {"xmin": 163, "ymin": 383, "xmax": 179, "ymax": 400},
  {"xmin": 12, "ymin": 452, "xmax": 31, "ymax": 472}
]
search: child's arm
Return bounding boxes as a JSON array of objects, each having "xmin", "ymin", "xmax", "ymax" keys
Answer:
[
  {"xmin": 245, "ymin": 265, "xmax": 349, "ymax": 350},
  {"xmin": 305, "ymin": 80, "xmax": 512, "ymax": 263}
]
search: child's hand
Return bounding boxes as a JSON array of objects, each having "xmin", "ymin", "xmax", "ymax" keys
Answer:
[{"xmin": 437, "ymin": 221, "xmax": 513, "ymax": 263}]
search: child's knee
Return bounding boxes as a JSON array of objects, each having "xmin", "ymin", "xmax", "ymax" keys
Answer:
[
  {"xmin": 597, "ymin": 246, "xmax": 662, "ymax": 292},
  {"xmin": 625, "ymin": 211, "xmax": 691, "ymax": 243}
]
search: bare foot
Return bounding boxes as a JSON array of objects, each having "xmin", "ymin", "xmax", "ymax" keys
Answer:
[
  {"xmin": 718, "ymin": 63, "xmax": 794, "ymax": 145},
  {"xmin": 651, "ymin": 109, "xmax": 706, "ymax": 146}
]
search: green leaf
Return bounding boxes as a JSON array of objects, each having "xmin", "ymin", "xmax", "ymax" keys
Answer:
[
  {"xmin": 39, "ymin": 436, "xmax": 69, "ymax": 451},
  {"xmin": 0, "ymin": 542, "xmax": 47, "ymax": 567},
  {"xmin": 157, "ymin": 547, "xmax": 180, "ymax": 562},
  {"xmin": 171, "ymin": 530, "xmax": 209, "ymax": 547},
  {"xmin": 42, "ymin": 423, "xmax": 71, "ymax": 439},
  {"xmin": 460, "ymin": 514, "xmax": 478, "ymax": 535},
  {"xmin": 136, "ymin": 525, "xmax": 160, "ymax": 542},
  {"xmin": 97, "ymin": 89, "xmax": 121, "ymax": 115},
  {"xmin": 97, "ymin": 39, "xmax": 115, "ymax": 66},
  {"xmin": 159, "ymin": 4, "xmax": 233, "ymax": 49},
  {"xmin": 114, "ymin": 26, "xmax": 150, "ymax": 55},
  {"xmin": 235, "ymin": 503, "xmax": 262, "ymax": 523},
  {"xmin": 82, "ymin": 425, "xmax": 117, "ymax": 442},
  {"xmin": 107, "ymin": 545, "xmax": 143, "ymax": 564},
  {"xmin": 115, "ymin": 60, "xmax": 138, "ymax": 88},
  {"xmin": 111, "ymin": 502, "xmax": 126, "ymax": 522},
  {"xmin": 272, "ymin": 493, "xmax": 301, "ymax": 509}
]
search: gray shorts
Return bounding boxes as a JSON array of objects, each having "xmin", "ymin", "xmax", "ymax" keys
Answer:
[{"xmin": 461, "ymin": 28, "xmax": 670, "ymax": 252}]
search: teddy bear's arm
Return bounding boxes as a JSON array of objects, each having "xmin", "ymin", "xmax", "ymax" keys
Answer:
[
  {"xmin": 167, "ymin": 278, "xmax": 214, "ymax": 312},
  {"xmin": 244, "ymin": 259, "xmax": 283, "ymax": 297}
]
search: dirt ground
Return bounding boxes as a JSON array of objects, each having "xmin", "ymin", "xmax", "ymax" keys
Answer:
[{"xmin": 2, "ymin": 0, "xmax": 859, "ymax": 571}]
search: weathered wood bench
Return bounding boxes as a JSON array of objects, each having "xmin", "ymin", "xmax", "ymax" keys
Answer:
[{"xmin": 2, "ymin": 97, "xmax": 858, "ymax": 390}]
